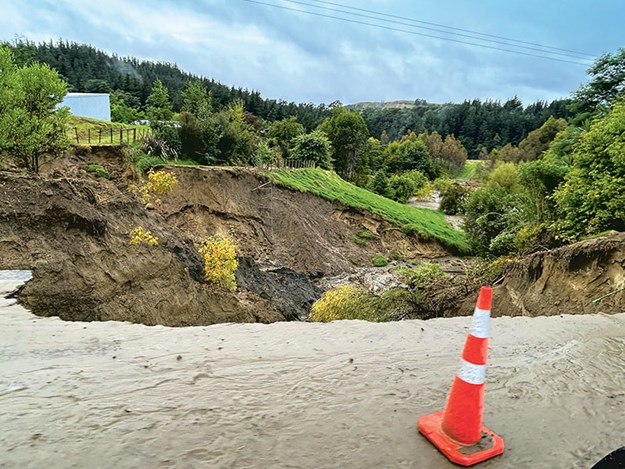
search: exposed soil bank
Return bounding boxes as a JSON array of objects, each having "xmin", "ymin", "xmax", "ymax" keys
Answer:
[
  {"xmin": 495, "ymin": 232, "xmax": 625, "ymax": 317},
  {"xmin": 2, "ymin": 150, "xmax": 624, "ymax": 325},
  {"xmin": 2, "ymin": 275, "xmax": 625, "ymax": 469},
  {"xmin": 0, "ymin": 152, "xmax": 447, "ymax": 325}
]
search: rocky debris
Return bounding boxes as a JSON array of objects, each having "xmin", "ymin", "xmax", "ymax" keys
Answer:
[{"xmin": 317, "ymin": 265, "xmax": 405, "ymax": 293}]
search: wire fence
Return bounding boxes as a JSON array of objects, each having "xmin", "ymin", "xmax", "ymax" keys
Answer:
[
  {"xmin": 259, "ymin": 159, "xmax": 317, "ymax": 170},
  {"xmin": 67, "ymin": 127, "xmax": 152, "ymax": 145}
]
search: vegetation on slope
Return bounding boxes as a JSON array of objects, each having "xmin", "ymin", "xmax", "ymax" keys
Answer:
[
  {"xmin": 265, "ymin": 168, "xmax": 470, "ymax": 254},
  {"xmin": 457, "ymin": 160, "xmax": 485, "ymax": 180}
]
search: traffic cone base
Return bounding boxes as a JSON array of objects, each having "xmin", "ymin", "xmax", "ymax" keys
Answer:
[{"xmin": 418, "ymin": 410, "xmax": 504, "ymax": 467}]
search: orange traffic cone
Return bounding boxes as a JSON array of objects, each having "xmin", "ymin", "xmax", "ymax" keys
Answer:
[{"xmin": 418, "ymin": 286, "xmax": 504, "ymax": 466}]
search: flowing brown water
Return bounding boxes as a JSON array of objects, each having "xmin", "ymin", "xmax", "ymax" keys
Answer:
[{"xmin": 2, "ymin": 272, "xmax": 625, "ymax": 468}]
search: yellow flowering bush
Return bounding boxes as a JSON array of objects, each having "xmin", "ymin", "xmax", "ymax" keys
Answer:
[
  {"xmin": 197, "ymin": 236, "xmax": 238, "ymax": 292},
  {"xmin": 128, "ymin": 226, "xmax": 159, "ymax": 246},
  {"xmin": 132, "ymin": 169, "xmax": 178, "ymax": 205},
  {"xmin": 310, "ymin": 285, "xmax": 407, "ymax": 322},
  {"xmin": 310, "ymin": 285, "xmax": 377, "ymax": 322}
]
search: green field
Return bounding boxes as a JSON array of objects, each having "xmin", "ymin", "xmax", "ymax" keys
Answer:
[
  {"xmin": 265, "ymin": 168, "xmax": 470, "ymax": 254},
  {"xmin": 457, "ymin": 160, "xmax": 485, "ymax": 180},
  {"xmin": 66, "ymin": 116, "xmax": 150, "ymax": 145}
]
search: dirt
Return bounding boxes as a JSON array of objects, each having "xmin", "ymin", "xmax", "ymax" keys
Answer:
[
  {"xmin": 2, "ymin": 148, "xmax": 624, "ymax": 325},
  {"xmin": 495, "ymin": 232, "xmax": 625, "ymax": 317},
  {"xmin": 0, "ymin": 149, "xmax": 448, "ymax": 325},
  {"xmin": 3, "ymin": 272, "xmax": 625, "ymax": 469},
  {"xmin": 160, "ymin": 165, "xmax": 448, "ymax": 275}
]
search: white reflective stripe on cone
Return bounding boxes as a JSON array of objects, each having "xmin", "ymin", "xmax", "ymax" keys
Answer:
[
  {"xmin": 457, "ymin": 360, "xmax": 486, "ymax": 385},
  {"xmin": 470, "ymin": 308, "xmax": 491, "ymax": 339}
]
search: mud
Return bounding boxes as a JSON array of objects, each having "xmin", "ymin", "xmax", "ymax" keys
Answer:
[
  {"xmin": 496, "ymin": 232, "xmax": 625, "ymax": 317},
  {"xmin": 0, "ymin": 152, "xmax": 448, "ymax": 325},
  {"xmin": 160, "ymin": 166, "xmax": 448, "ymax": 275},
  {"xmin": 2, "ymin": 150, "xmax": 624, "ymax": 325},
  {"xmin": 2, "ymin": 273, "xmax": 625, "ymax": 468}
]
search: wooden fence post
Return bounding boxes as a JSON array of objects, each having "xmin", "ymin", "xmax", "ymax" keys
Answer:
[
  {"xmin": 75, "ymin": 127, "xmax": 79, "ymax": 144},
  {"xmin": 99, "ymin": 129, "xmax": 102, "ymax": 143},
  {"xmin": 88, "ymin": 128, "xmax": 91, "ymax": 144},
  {"xmin": 110, "ymin": 128, "xmax": 113, "ymax": 143}
]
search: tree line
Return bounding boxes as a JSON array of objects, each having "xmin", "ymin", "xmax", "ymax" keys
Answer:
[
  {"xmin": 5, "ymin": 39, "xmax": 570, "ymax": 157},
  {"xmin": 5, "ymin": 39, "xmax": 331, "ymax": 131},
  {"xmin": 356, "ymin": 98, "xmax": 572, "ymax": 158}
]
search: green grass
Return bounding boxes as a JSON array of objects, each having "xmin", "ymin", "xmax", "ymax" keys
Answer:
[
  {"xmin": 67, "ymin": 116, "xmax": 150, "ymax": 145},
  {"xmin": 372, "ymin": 255, "xmax": 389, "ymax": 267},
  {"xmin": 86, "ymin": 163, "xmax": 110, "ymax": 179},
  {"xmin": 457, "ymin": 160, "xmax": 485, "ymax": 180},
  {"xmin": 265, "ymin": 168, "xmax": 470, "ymax": 254},
  {"xmin": 356, "ymin": 230, "xmax": 375, "ymax": 240}
]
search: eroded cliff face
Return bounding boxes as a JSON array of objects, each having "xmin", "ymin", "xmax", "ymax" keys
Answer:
[
  {"xmin": 3, "ymin": 148, "xmax": 621, "ymax": 326},
  {"xmin": 493, "ymin": 233, "xmax": 625, "ymax": 317},
  {"xmin": 0, "ymin": 149, "xmax": 449, "ymax": 325}
]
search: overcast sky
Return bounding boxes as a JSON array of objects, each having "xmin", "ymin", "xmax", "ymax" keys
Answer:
[{"xmin": 0, "ymin": 0, "xmax": 622, "ymax": 105}]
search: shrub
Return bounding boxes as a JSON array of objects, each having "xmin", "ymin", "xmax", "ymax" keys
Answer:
[
  {"xmin": 414, "ymin": 181, "xmax": 433, "ymax": 201},
  {"xmin": 463, "ymin": 182, "xmax": 517, "ymax": 256},
  {"xmin": 309, "ymin": 285, "xmax": 397, "ymax": 322},
  {"xmin": 468, "ymin": 257, "xmax": 512, "ymax": 285},
  {"xmin": 554, "ymin": 100, "xmax": 625, "ymax": 239},
  {"xmin": 488, "ymin": 231, "xmax": 516, "ymax": 257},
  {"xmin": 371, "ymin": 169, "xmax": 393, "ymax": 198},
  {"xmin": 197, "ymin": 236, "xmax": 238, "ymax": 292},
  {"xmin": 398, "ymin": 261, "xmax": 449, "ymax": 290},
  {"xmin": 142, "ymin": 133, "xmax": 180, "ymax": 161},
  {"xmin": 128, "ymin": 226, "xmax": 159, "ymax": 246},
  {"xmin": 372, "ymin": 255, "xmax": 388, "ymax": 267},
  {"xmin": 404, "ymin": 169, "xmax": 428, "ymax": 189},
  {"xmin": 439, "ymin": 182, "xmax": 468, "ymax": 215},
  {"xmin": 433, "ymin": 177, "xmax": 453, "ymax": 193},
  {"xmin": 290, "ymin": 130, "xmax": 333, "ymax": 169},
  {"xmin": 132, "ymin": 169, "xmax": 178, "ymax": 205},
  {"xmin": 87, "ymin": 163, "xmax": 110, "ymax": 180},
  {"xmin": 388, "ymin": 174, "xmax": 417, "ymax": 203}
]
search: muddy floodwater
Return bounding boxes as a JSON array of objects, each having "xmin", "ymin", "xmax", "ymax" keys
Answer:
[{"xmin": 2, "ymin": 271, "xmax": 625, "ymax": 468}]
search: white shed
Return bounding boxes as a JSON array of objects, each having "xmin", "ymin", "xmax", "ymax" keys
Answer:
[{"xmin": 60, "ymin": 93, "xmax": 111, "ymax": 121}]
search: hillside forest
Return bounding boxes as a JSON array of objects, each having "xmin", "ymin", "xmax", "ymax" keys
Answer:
[{"xmin": 1, "ymin": 39, "xmax": 625, "ymax": 262}]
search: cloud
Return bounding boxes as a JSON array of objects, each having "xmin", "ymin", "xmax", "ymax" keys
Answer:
[{"xmin": 0, "ymin": 0, "xmax": 610, "ymax": 105}]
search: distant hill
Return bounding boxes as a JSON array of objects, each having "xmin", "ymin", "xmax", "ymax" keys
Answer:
[{"xmin": 347, "ymin": 99, "xmax": 430, "ymax": 111}]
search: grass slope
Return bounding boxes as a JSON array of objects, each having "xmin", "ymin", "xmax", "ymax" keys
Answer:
[
  {"xmin": 67, "ymin": 116, "xmax": 150, "ymax": 145},
  {"xmin": 265, "ymin": 168, "xmax": 470, "ymax": 254},
  {"xmin": 457, "ymin": 160, "xmax": 485, "ymax": 180}
]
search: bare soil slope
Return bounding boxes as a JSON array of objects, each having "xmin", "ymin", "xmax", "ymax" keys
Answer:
[
  {"xmin": 0, "ymin": 151, "xmax": 448, "ymax": 325},
  {"xmin": 494, "ymin": 232, "xmax": 625, "ymax": 317},
  {"xmin": 161, "ymin": 166, "xmax": 447, "ymax": 275}
]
